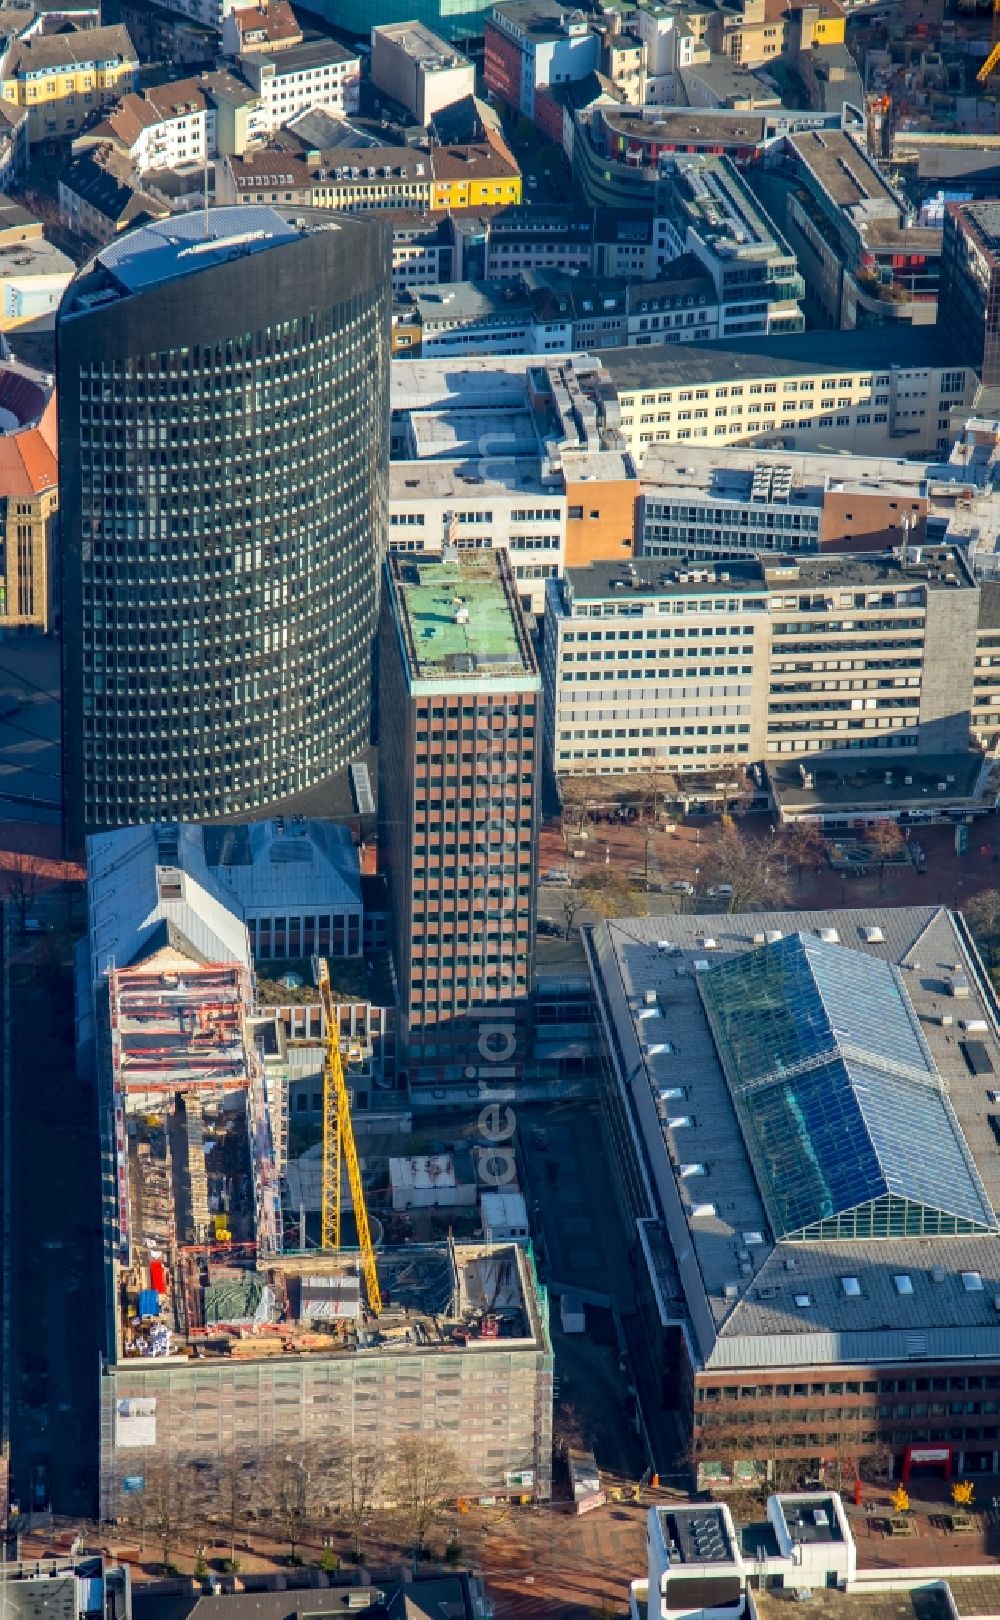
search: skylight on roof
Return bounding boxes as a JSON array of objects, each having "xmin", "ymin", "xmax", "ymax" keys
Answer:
[
  {"xmin": 962, "ymin": 1271, "xmax": 984, "ymax": 1292},
  {"xmin": 841, "ymin": 1276, "xmax": 861, "ymax": 1297},
  {"xmin": 698, "ymin": 932, "xmax": 998, "ymax": 1241},
  {"xmin": 794, "ymin": 1293, "xmax": 811, "ymax": 1308},
  {"xmin": 894, "ymin": 1274, "xmax": 914, "ymax": 1295}
]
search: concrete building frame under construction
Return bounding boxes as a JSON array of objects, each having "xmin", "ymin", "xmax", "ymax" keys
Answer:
[{"xmin": 97, "ymin": 948, "xmax": 553, "ymax": 1517}]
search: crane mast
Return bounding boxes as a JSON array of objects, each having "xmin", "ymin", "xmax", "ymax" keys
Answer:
[
  {"xmin": 979, "ymin": 0, "xmax": 1000, "ymax": 83},
  {"xmin": 317, "ymin": 958, "xmax": 382, "ymax": 1315}
]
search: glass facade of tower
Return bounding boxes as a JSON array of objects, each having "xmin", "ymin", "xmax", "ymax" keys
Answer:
[{"xmin": 58, "ymin": 211, "xmax": 390, "ymax": 849}]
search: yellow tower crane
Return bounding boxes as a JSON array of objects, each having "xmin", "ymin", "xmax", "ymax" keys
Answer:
[
  {"xmin": 317, "ymin": 958, "xmax": 382, "ymax": 1314},
  {"xmin": 978, "ymin": 0, "xmax": 1000, "ymax": 83}
]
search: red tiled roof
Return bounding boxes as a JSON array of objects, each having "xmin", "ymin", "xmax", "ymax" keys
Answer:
[
  {"xmin": 143, "ymin": 77, "xmax": 211, "ymax": 117},
  {"xmin": 430, "ymin": 131, "xmax": 520, "ymax": 182},
  {"xmin": 0, "ymin": 403, "xmax": 57, "ymax": 496},
  {"xmin": 103, "ymin": 92, "xmax": 160, "ymax": 144},
  {"xmin": 0, "ymin": 367, "xmax": 57, "ymax": 491},
  {"xmin": 233, "ymin": 0, "xmax": 300, "ymax": 44},
  {"xmin": 229, "ymin": 152, "xmax": 312, "ymax": 184}
]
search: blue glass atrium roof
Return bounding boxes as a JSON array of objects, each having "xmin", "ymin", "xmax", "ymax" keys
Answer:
[{"xmin": 698, "ymin": 933, "xmax": 997, "ymax": 1239}]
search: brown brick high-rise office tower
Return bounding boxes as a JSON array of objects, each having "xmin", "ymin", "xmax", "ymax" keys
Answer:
[{"xmin": 378, "ymin": 550, "xmax": 539, "ymax": 1101}]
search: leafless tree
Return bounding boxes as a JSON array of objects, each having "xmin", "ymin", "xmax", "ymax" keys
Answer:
[
  {"xmin": 866, "ymin": 820, "xmax": 905, "ymax": 891},
  {"xmin": 114, "ymin": 1465, "xmax": 152, "ymax": 1552},
  {"xmin": 641, "ymin": 822, "xmax": 658, "ymax": 886},
  {"xmin": 632, "ymin": 763, "xmax": 677, "ymax": 822},
  {"xmin": 559, "ymin": 888, "xmax": 587, "ymax": 938},
  {"xmin": 263, "ymin": 1444, "xmax": 320, "ymax": 1562},
  {"xmin": 1, "ymin": 851, "xmax": 42, "ymax": 932},
  {"xmin": 580, "ymin": 869, "xmax": 648, "ymax": 920},
  {"xmin": 333, "ymin": 1443, "xmax": 380, "ymax": 1562},
  {"xmin": 213, "ymin": 1449, "xmax": 254, "ymax": 1565},
  {"xmin": 394, "ymin": 1434, "xmax": 462, "ymax": 1554},
  {"xmin": 780, "ymin": 822, "xmax": 827, "ymax": 887},
  {"xmin": 858, "ymin": 1438, "xmax": 893, "ymax": 1486},
  {"xmin": 714, "ymin": 760, "xmax": 751, "ymax": 815},
  {"xmin": 139, "ymin": 1457, "xmax": 204, "ymax": 1569},
  {"xmin": 559, "ymin": 776, "xmax": 595, "ymax": 831},
  {"xmin": 703, "ymin": 819, "xmax": 790, "ymax": 914},
  {"xmin": 682, "ymin": 1392, "xmax": 797, "ymax": 1493}
]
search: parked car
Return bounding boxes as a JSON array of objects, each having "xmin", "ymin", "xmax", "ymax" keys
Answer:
[
  {"xmin": 669, "ymin": 879, "xmax": 694, "ymax": 895},
  {"xmin": 707, "ymin": 883, "xmax": 734, "ymax": 898}
]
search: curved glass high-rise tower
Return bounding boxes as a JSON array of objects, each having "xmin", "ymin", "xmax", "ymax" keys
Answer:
[{"xmin": 58, "ymin": 207, "xmax": 390, "ymax": 850}]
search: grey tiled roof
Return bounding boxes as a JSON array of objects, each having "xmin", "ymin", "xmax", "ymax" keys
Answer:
[{"xmin": 587, "ymin": 905, "xmax": 1000, "ymax": 1370}]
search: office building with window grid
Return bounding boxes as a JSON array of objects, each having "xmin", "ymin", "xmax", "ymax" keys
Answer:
[
  {"xmin": 58, "ymin": 206, "xmax": 390, "ymax": 850},
  {"xmin": 378, "ymin": 550, "xmax": 539, "ymax": 1102},
  {"xmin": 940, "ymin": 201, "xmax": 1000, "ymax": 390},
  {"xmin": 542, "ymin": 547, "xmax": 980, "ymax": 777}
]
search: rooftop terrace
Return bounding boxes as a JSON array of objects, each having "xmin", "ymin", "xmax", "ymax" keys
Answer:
[{"xmin": 388, "ymin": 553, "xmax": 537, "ymax": 685}]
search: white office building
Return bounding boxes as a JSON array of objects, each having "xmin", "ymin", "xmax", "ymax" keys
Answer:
[{"xmin": 239, "ymin": 39, "xmax": 360, "ymax": 129}]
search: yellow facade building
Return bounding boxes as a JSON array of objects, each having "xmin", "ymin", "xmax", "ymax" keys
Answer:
[
  {"xmin": 224, "ymin": 128, "xmax": 521, "ymax": 213},
  {"xmin": 3, "ymin": 25, "xmax": 138, "ymax": 145},
  {"xmin": 429, "ymin": 129, "xmax": 522, "ymax": 210}
]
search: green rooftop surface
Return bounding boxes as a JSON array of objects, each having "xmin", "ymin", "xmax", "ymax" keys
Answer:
[{"xmin": 396, "ymin": 556, "xmax": 530, "ymax": 677}]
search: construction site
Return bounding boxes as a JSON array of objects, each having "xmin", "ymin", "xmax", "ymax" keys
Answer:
[
  {"xmin": 98, "ymin": 955, "xmax": 554, "ymax": 1518},
  {"xmin": 107, "ymin": 959, "xmax": 283, "ymax": 1266},
  {"xmin": 855, "ymin": 0, "xmax": 1000, "ymax": 164}
]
